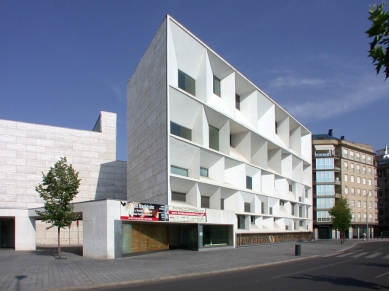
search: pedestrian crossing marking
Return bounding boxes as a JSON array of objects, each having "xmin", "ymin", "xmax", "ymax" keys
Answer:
[
  {"xmin": 366, "ymin": 252, "xmax": 382, "ymax": 258},
  {"xmin": 351, "ymin": 252, "xmax": 369, "ymax": 258},
  {"xmin": 336, "ymin": 252, "xmax": 355, "ymax": 257}
]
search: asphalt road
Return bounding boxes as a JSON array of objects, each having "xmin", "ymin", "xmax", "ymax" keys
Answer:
[{"xmin": 84, "ymin": 241, "xmax": 389, "ymax": 291}]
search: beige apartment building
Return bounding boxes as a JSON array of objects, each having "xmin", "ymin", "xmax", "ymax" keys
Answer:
[{"xmin": 313, "ymin": 130, "xmax": 377, "ymax": 239}]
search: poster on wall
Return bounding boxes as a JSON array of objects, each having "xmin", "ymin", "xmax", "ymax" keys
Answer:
[
  {"xmin": 168, "ymin": 205, "xmax": 206, "ymax": 223},
  {"xmin": 120, "ymin": 202, "xmax": 169, "ymax": 221}
]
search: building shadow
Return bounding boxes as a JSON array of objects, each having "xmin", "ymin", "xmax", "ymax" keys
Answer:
[
  {"xmin": 288, "ymin": 274, "xmax": 388, "ymax": 290},
  {"xmin": 14, "ymin": 275, "xmax": 27, "ymax": 291}
]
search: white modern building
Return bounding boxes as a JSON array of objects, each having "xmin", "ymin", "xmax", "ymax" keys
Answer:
[
  {"xmin": 0, "ymin": 15, "xmax": 312, "ymax": 259},
  {"xmin": 123, "ymin": 15, "xmax": 312, "ymax": 253}
]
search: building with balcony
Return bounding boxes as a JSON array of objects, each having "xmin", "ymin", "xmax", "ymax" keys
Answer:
[
  {"xmin": 375, "ymin": 145, "xmax": 389, "ymax": 230},
  {"xmin": 312, "ymin": 130, "xmax": 377, "ymax": 239},
  {"xmin": 124, "ymin": 15, "xmax": 312, "ymax": 252}
]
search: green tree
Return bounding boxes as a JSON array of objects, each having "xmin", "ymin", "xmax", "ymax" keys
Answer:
[
  {"xmin": 366, "ymin": 1, "xmax": 389, "ymax": 79},
  {"xmin": 329, "ymin": 197, "xmax": 352, "ymax": 244},
  {"xmin": 35, "ymin": 157, "xmax": 81, "ymax": 259}
]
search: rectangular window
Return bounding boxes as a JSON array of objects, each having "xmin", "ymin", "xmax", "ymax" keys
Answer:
[
  {"xmin": 316, "ymin": 158, "xmax": 334, "ymax": 169},
  {"xmin": 221, "ymin": 199, "xmax": 224, "ymax": 210},
  {"xmin": 351, "ymin": 164, "xmax": 354, "ymax": 172},
  {"xmin": 291, "ymin": 203, "xmax": 295, "ymax": 215},
  {"xmin": 299, "ymin": 221, "xmax": 303, "ymax": 227},
  {"xmin": 344, "ymin": 162, "xmax": 348, "ymax": 171},
  {"xmin": 245, "ymin": 202, "xmax": 251, "ymax": 212},
  {"xmin": 209, "ymin": 125, "xmax": 219, "ymax": 151},
  {"xmin": 172, "ymin": 192, "xmax": 186, "ymax": 202},
  {"xmin": 356, "ymin": 152, "xmax": 360, "ymax": 161},
  {"xmin": 350, "ymin": 151, "xmax": 354, "ymax": 160},
  {"xmin": 344, "ymin": 187, "xmax": 349, "ymax": 194},
  {"xmin": 350, "ymin": 175, "xmax": 354, "ymax": 183},
  {"xmin": 289, "ymin": 184, "xmax": 293, "ymax": 192},
  {"xmin": 316, "ymin": 185, "xmax": 335, "ymax": 196},
  {"xmin": 305, "ymin": 189, "xmax": 309, "ymax": 198},
  {"xmin": 171, "ymin": 165, "xmax": 188, "ymax": 177},
  {"xmin": 357, "ymin": 188, "xmax": 361, "ymax": 195},
  {"xmin": 201, "ymin": 196, "xmax": 210, "ymax": 208},
  {"xmin": 235, "ymin": 94, "xmax": 240, "ymax": 110},
  {"xmin": 351, "ymin": 188, "xmax": 355, "ymax": 195},
  {"xmin": 279, "ymin": 200, "xmax": 285, "ymax": 206},
  {"xmin": 251, "ymin": 216, "xmax": 255, "ymax": 225},
  {"xmin": 246, "ymin": 176, "xmax": 253, "ymax": 190},
  {"xmin": 316, "ymin": 198, "xmax": 335, "ymax": 209},
  {"xmin": 343, "ymin": 149, "xmax": 348, "ymax": 158},
  {"xmin": 200, "ymin": 167, "xmax": 208, "ymax": 177},
  {"xmin": 316, "ymin": 171, "xmax": 334, "ymax": 183},
  {"xmin": 170, "ymin": 121, "xmax": 192, "ymax": 140},
  {"xmin": 237, "ymin": 215, "xmax": 245, "ymax": 229},
  {"xmin": 269, "ymin": 207, "xmax": 273, "ymax": 215},
  {"xmin": 178, "ymin": 70, "xmax": 195, "ymax": 96},
  {"xmin": 213, "ymin": 75, "xmax": 221, "ymax": 96},
  {"xmin": 261, "ymin": 201, "xmax": 265, "ymax": 213},
  {"xmin": 275, "ymin": 122, "xmax": 278, "ymax": 134}
]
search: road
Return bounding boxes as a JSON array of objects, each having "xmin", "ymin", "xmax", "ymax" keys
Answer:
[{"xmin": 83, "ymin": 241, "xmax": 389, "ymax": 291}]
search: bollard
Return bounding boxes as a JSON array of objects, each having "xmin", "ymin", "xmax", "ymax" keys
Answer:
[{"xmin": 295, "ymin": 244, "xmax": 301, "ymax": 256}]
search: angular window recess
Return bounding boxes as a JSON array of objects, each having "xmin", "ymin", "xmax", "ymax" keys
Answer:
[
  {"xmin": 235, "ymin": 94, "xmax": 240, "ymax": 110},
  {"xmin": 213, "ymin": 75, "xmax": 221, "ymax": 96},
  {"xmin": 201, "ymin": 196, "xmax": 210, "ymax": 208},
  {"xmin": 209, "ymin": 125, "xmax": 219, "ymax": 151},
  {"xmin": 171, "ymin": 165, "xmax": 188, "ymax": 177},
  {"xmin": 178, "ymin": 69, "xmax": 195, "ymax": 96},
  {"xmin": 172, "ymin": 192, "xmax": 186, "ymax": 202},
  {"xmin": 170, "ymin": 121, "xmax": 192, "ymax": 141},
  {"xmin": 200, "ymin": 167, "xmax": 208, "ymax": 177},
  {"xmin": 244, "ymin": 202, "xmax": 251, "ymax": 212},
  {"xmin": 246, "ymin": 176, "xmax": 252, "ymax": 190}
]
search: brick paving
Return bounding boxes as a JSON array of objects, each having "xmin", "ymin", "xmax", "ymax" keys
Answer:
[{"xmin": 0, "ymin": 240, "xmax": 367, "ymax": 291}]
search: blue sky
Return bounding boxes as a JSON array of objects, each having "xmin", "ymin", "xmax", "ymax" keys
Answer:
[{"xmin": 1, "ymin": 0, "xmax": 388, "ymax": 161}]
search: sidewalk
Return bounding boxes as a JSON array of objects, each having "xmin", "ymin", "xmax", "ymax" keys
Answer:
[{"xmin": 0, "ymin": 240, "xmax": 368, "ymax": 291}]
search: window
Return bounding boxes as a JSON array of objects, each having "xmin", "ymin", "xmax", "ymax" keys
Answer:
[
  {"xmin": 368, "ymin": 168, "xmax": 372, "ymax": 176},
  {"xmin": 269, "ymin": 207, "xmax": 273, "ymax": 215},
  {"xmin": 351, "ymin": 188, "xmax": 355, "ymax": 195},
  {"xmin": 317, "ymin": 211, "xmax": 331, "ymax": 222},
  {"xmin": 344, "ymin": 162, "xmax": 348, "ymax": 171},
  {"xmin": 213, "ymin": 75, "xmax": 221, "ymax": 96},
  {"xmin": 344, "ymin": 174, "xmax": 348, "ymax": 182},
  {"xmin": 201, "ymin": 196, "xmax": 210, "ymax": 208},
  {"xmin": 356, "ymin": 177, "xmax": 360, "ymax": 184},
  {"xmin": 275, "ymin": 122, "xmax": 278, "ymax": 134},
  {"xmin": 245, "ymin": 202, "xmax": 251, "ymax": 212},
  {"xmin": 305, "ymin": 189, "xmax": 309, "ymax": 198},
  {"xmin": 316, "ymin": 185, "xmax": 334, "ymax": 196},
  {"xmin": 280, "ymin": 200, "xmax": 285, "ymax": 206},
  {"xmin": 246, "ymin": 176, "xmax": 253, "ymax": 190},
  {"xmin": 356, "ymin": 152, "xmax": 360, "ymax": 161},
  {"xmin": 299, "ymin": 221, "xmax": 303, "ymax": 227},
  {"xmin": 171, "ymin": 165, "xmax": 188, "ymax": 177},
  {"xmin": 235, "ymin": 94, "xmax": 240, "ymax": 110},
  {"xmin": 344, "ymin": 187, "xmax": 349, "ymax": 195},
  {"xmin": 343, "ymin": 149, "xmax": 348, "ymax": 158},
  {"xmin": 316, "ymin": 198, "xmax": 335, "ymax": 209},
  {"xmin": 209, "ymin": 125, "xmax": 219, "ymax": 151},
  {"xmin": 221, "ymin": 199, "xmax": 224, "ymax": 210},
  {"xmin": 289, "ymin": 184, "xmax": 293, "ymax": 192},
  {"xmin": 291, "ymin": 203, "xmax": 295, "ymax": 215},
  {"xmin": 350, "ymin": 151, "xmax": 354, "ymax": 160},
  {"xmin": 362, "ymin": 154, "xmax": 366, "ymax": 163},
  {"xmin": 251, "ymin": 216, "xmax": 255, "ymax": 225},
  {"xmin": 362, "ymin": 178, "xmax": 366, "ymax": 184},
  {"xmin": 237, "ymin": 215, "xmax": 245, "ymax": 229},
  {"xmin": 351, "ymin": 164, "xmax": 354, "ymax": 172},
  {"xmin": 316, "ymin": 158, "xmax": 334, "ymax": 169},
  {"xmin": 363, "ymin": 189, "xmax": 366, "ymax": 196},
  {"xmin": 200, "ymin": 167, "xmax": 208, "ymax": 177},
  {"xmin": 178, "ymin": 69, "xmax": 195, "ymax": 95},
  {"xmin": 316, "ymin": 171, "xmax": 334, "ymax": 183},
  {"xmin": 350, "ymin": 175, "xmax": 354, "ymax": 183},
  {"xmin": 357, "ymin": 188, "xmax": 361, "ymax": 196},
  {"xmin": 368, "ymin": 179, "xmax": 372, "ymax": 186},
  {"xmin": 261, "ymin": 202, "xmax": 265, "ymax": 213},
  {"xmin": 357, "ymin": 165, "xmax": 360, "ymax": 174},
  {"xmin": 172, "ymin": 192, "xmax": 186, "ymax": 202},
  {"xmin": 358, "ymin": 200, "xmax": 361, "ymax": 208},
  {"xmin": 369, "ymin": 201, "xmax": 372, "ymax": 208},
  {"xmin": 170, "ymin": 122, "xmax": 192, "ymax": 140},
  {"xmin": 363, "ymin": 166, "xmax": 366, "ymax": 175},
  {"xmin": 367, "ymin": 156, "xmax": 372, "ymax": 164},
  {"xmin": 351, "ymin": 200, "xmax": 355, "ymax": 207},
  {"xmin": 352, "ymin": 212, "xmax": 355, "ymax": 221}
]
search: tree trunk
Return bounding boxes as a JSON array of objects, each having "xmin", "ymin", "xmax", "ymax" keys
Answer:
[{"xmin": 58, "ymin": 227, "xmax": 61, "ymax": 258}]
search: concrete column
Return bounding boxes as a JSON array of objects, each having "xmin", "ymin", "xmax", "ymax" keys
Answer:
[{"xmin": 15, "ymin": 216, "xmax": 36, "ymax": 250}]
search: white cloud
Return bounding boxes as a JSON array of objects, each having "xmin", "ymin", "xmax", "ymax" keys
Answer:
[
  {"xmin": 107, "ymin": 80, "xmax": 126, "ymax": 104},
  {"xmin": 270, "ymin": 76, "xmax": 326, "ymax": 88},
  {"xmin": 285, "ymin": 74, "xmax": 388, "ymax": 122}
]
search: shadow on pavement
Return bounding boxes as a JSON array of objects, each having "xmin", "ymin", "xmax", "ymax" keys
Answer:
[{"xmin": 288, "ymin": 274, "xmax": 388, "ymax": 290}]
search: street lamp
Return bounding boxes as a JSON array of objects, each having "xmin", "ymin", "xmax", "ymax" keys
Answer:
[{"xmin": 366, "ymin": 193, "xmax": 369, "ymax": 240}]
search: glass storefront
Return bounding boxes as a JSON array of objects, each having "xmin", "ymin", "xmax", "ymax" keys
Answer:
[{"xmin": 199, "ymin": 224, "xmax": 233, "ymax": 248}]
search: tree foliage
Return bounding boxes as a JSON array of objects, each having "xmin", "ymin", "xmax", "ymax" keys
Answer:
[
  {"xmin": 366, "ymin": 1, "xmax": 389, "ymax": 79},
  {"xmin": 35, "ymin": 157, "xmax": 80, "ymax": 258},
  {"xmin": 329, "ymin": 197, "xmax": 352, "ymax": 244}
]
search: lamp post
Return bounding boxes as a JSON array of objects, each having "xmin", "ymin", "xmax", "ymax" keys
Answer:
[{"xmin": 366, "ymin": 193, "xmax": 369, "ymax": 240}]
